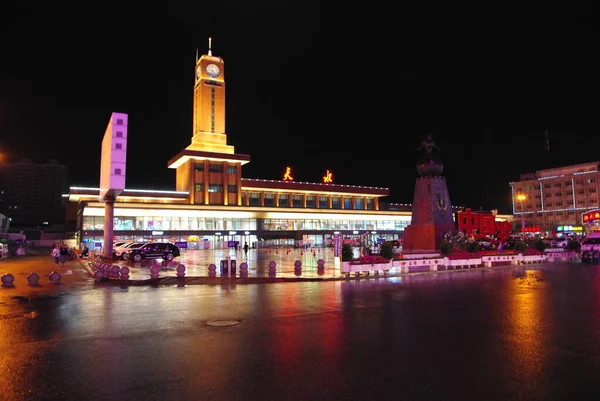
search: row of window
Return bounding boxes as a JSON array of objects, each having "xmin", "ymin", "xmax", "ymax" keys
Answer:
[
  {"xmin": 533, "ymin": 188, "xmax": 598, "ymax": 198},
  {"xmin": 520, "ymin": 197, "xmax": 599, "ymax": 210},
  {"xmin": 82, "ymin": 216, "xmax": 408, "ymax": 232},
  {"xmin": 194, "ymin": 184, "xmax": 236, "ymax": 193},
  {"xmin": 519, "ymin": 177, "xmax": 597, "ymax": 192},
  {"xmin": 245, "ymin": 193, "xmax": 374, "ymax": 209},
  {"xmin": 194, "ymin": 165, "xmax": 238, "ymax": 174}
]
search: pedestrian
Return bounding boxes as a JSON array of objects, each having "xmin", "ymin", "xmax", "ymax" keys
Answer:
[
  {"xmin": 243, "ymin": 242, "xmax": 249, "ymax": 258},
  {"xmin": 51, "ymin": 244, "xmax": 60, "ymax": 265},
  {"xmin": 59, "ymin": 244, "xmax": 69, "ymax": 266}
]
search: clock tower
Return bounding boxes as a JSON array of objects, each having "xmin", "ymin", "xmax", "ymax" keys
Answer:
[
  {"xmin": 168, "ymin": 38, "xmax": 250, "ymax": 206},
  {"xmin": 191, "ymin": 37, "xmax": 230, "ymax": 153}
]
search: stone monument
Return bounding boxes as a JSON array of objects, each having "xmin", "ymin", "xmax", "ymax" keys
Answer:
[{"xmin": 402, "ymin": 134, "xmax": 455, "ymax": 253}]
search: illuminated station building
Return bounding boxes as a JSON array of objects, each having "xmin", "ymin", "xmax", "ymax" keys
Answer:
[{"xmin": 67, "ymin": 43, "xmax": 423, "ymax": 250}]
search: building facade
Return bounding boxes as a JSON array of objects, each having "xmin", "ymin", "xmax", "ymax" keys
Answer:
[
  {"xmin": 68, "ymin": 43, "xmax": 516, "ymax": 251},
  {"xmin": 0, "ymin": 159, "xmax": 68, "ymax": 227},
  {"xmin": 69, "ymin": 43, "xmax": 422, "ymax": 251},
  {"xmin": 509, "ymin": 162, "xmax": 600, "ymax": 236}
]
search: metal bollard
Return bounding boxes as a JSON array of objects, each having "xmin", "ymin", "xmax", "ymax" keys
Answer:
[
  {"xmin": 208, "ymin": 263, "xmax": 217, "ymax": 277},
  {"xmin": 150, "ymin": 264, "xmax": 160, "ymax": 279},
  {"xmin": 120, "ymin": 266, "xmax": 130, "ymax": 279},
  {"xmin": 27, "ymin": 272, "xmax": 41, "ymax": 286},
  {"xmin": 294, "ymin": 260, "xmax": 302, "ymax": 276},
  {"xmin": 48, "ymin": 271, "xmax": 61, "ymax": 284},
  {"xmin": 94, "ymin": 270, "xmax": 104, "ymax": 281},
  {"xmin": 176, "ymin": 264, "xmax": 186, "ymax": 277},
  {"xmin": 1, "ymin": 273, "xmax": 15, "ymax": 287},
  {"xmin": 268, "ymin": 260, "xmax": 276, "ymax": 277},
  {"xmin": 110, "ymin": 265, "xmax": 121, "ymax": 278},
  {"xmin": 239, "ymin": 262, "xmax": 248, "ymax": 277}
]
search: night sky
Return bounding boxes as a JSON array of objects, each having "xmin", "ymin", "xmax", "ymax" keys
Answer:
[{"xmin": 1, "ymin": 4, "xmax": 598, "ymax": 214}]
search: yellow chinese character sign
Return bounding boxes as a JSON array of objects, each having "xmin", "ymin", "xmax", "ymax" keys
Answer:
[
  {"xmin": 323, "ymin": 170, "xmax": 333, "ymax": 183},
  {"xmin": 283, "ymin": 166, "xmax": 294, "ymax": 181}
]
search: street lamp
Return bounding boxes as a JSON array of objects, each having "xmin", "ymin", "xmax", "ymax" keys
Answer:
[{"xmin": 516, "ymin": 194, "xmax": 527, "ymax": 233}]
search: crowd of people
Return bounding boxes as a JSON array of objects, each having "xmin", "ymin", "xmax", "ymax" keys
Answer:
[{"xmin": 50, "ymin": 243, "xmax": 89, "ymax": 265}]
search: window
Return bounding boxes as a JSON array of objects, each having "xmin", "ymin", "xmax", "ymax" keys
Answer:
[
  {"xmin": 195, "ymin": 164, "xmax": 204, "ymax": 172},
  {"xmin": 114, "ymin": 168, "xmax": 121, "ymax": 175},
  {"xmin": 331, "ymin": 196, "xmax": 341, "ymax": 209},
  {"xmin": 116, "ymin": 131, "xmax": 123, "ymax": 138},
  {"xmin": 318, "ymin": 196, "xmax": 328, "ymax": 209},
  {"xmin": 208, "ymin": 184, "xmax": 223, "ymax": 193},
  {"xmin": 228, "ymin": 185, "xmax": 237, "ymax": 193},
  {"xmin": 116, "ymin": 119, "xmax": 123, "ymax": 124},
  {"xmin": 227, "ymin": 166, "xmax": 237, "ymax": 174},
  {"xmin": 306, "ymin": 195, "xmax": 316, "ymax": 208},
  {"xmin": 366, "ymin": 198, "xmax": 374, "ymax": 210},
  {"xmin": 355, "ymin": 198, "xmax": 364, "ymax": 209},
  {"xmin": 292, "ymin": 195, "xmax": 302, "ymax": 208},
  {"xmin": 249, "ymin": 192, "xmax": 260, "ymax": 206},
  {"xmin": 264, "ymin": 193, "xmax": 275, "ymax": 207},
  {"xmin": 344, "ymin": 197, "xmax": 352, "ymax": 209},
  {"xmin": 115, "ymin": 143, "xmax": 122, "ymax": 150},
  {"xmin": 195, "ymin": 184, "xmax": 204, "ymax": 192},
  {"xmin": 279, "ymin": 194, "xmax": 289, "ymax": 207},
  {"xmin": 209, "ymin": 164, "xmax": 223, "ymax": 173}
]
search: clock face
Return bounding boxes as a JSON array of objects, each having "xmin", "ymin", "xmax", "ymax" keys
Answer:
[
  {"xmin": 436, "ymin": 193, "xmax": 448, "ymax": 212},
  {"xmin": 205, "ymin": 63, "xmax": 220, "ymax": 78}
]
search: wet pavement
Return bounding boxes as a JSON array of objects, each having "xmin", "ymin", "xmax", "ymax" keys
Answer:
[
  {"xmin": 1, "ymin": 260, "xmax": 599, "ymax": 400},
  {"xmin": 1, "ymin": 247, "xmax": 545, "ymax": 292}
]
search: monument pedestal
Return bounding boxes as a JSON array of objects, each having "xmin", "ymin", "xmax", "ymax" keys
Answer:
[{"xmin": 402, "ymin": 171, "xmax": 454, "ymax": 254}]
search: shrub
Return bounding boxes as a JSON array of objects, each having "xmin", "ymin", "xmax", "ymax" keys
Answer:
[
  {"xmin": 565, "ymin": 239, "xmax": 580, "ymax": 251},
  {"xmin": 533, "ymin": 238, "xmax": 547, "ymax": 253},
  {"xmin": 515, "ymin": 240, "xmax": 526, "ymax": 252},
  {"xmin": 466, "ymin": 241, "xmax": 481, "ymax": 253},
  {"xmin": 379, "ymin": 241, "xmax": 394, "ymax": 260},
  {"xmin": 342, "ymin": 243, "xmax": 354, "ymax": 262},
  {"xmin": 441, "ymin": 230, "xmax": 468, "ymax": 252},
  {"xmin": 440, "ymin": 240, "xmax": 453, "ymax": 256}
]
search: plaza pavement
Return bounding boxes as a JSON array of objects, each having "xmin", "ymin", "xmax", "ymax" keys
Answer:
[{"xmin": 0, "ymin": 247, "xmax": 351, "ymax": 296}]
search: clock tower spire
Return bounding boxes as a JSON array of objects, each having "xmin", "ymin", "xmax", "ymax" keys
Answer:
[{"xmin": 168, "ymin": 39, "xmax": 250, "ymax": 207}]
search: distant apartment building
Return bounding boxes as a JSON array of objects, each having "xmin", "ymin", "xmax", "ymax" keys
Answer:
[
  {"xmin": 0, "ymin": 159, "xmax": 68, "ymax": 227},
  {"xmin": 509, "ymin": 162, "xmax": 600, "ymax": 236}
]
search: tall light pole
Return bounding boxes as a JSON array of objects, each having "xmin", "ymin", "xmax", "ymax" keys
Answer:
[{"xmin": 516, "ymin": 194, "xmax": 527, "ymax": 233}]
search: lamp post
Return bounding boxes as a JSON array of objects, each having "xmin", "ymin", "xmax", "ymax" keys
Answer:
[{"xmin": 516, "ymin": 194, "xmax": 527, "ymax": 233}]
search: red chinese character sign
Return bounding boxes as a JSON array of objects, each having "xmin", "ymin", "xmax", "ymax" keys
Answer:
[
  {"xmin": 323, "ymin": 170, "xmax": 333, "ymax": 183},
  {"xmin": 282, "ymin": 166, "xmax": 294, "ymax": 181},
  {"xmin": 582, "ymin": 209, "xmax": 600, "ymax": 224}
]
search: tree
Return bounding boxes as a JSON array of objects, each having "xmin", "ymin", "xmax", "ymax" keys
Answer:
[
  {"xmin": 342, "ymin": 243, "xmax": 354, "ymax": 261},
  {"xmin": 379, "ymin": 241, "xmax": 394, "ymax": 260}
]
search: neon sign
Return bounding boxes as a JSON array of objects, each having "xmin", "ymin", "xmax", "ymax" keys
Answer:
[
  {"xmin": 323, "ymin": 170, "xmax": 333, "ymax": 183},
  {"xmin": 582, "ymin": 209, "xmax": 600, "ymax": 223},
  {"xmin": 556, "ymin": 225, "xmax": 583, "ymax": 232},
  {"xmin": 283, "ymin": 166, "xmax": 294, "ymax": 181}
]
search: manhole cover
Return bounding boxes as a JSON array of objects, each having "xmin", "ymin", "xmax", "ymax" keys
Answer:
[{"xmin": 206, "ymin": 320, "xmax": 241, "ymax": 327}]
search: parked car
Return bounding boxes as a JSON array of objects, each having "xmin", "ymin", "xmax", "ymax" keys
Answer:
[
  {"xmin": 581, "ymin": 232, "xmax": 600, "ymax": 263},
  {"xmin": 114, "ymin": 242, "xmax": 145, "ymax": 259},
  {"xmin": 126, "ymin": 242, "xmax": 180, "ymax": 262},
  {"xmin": 551, "ymin": 237, "xmax": 569, "ymax": 248}
]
